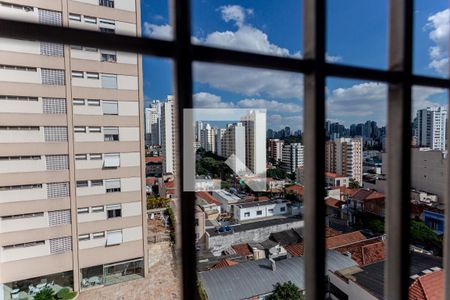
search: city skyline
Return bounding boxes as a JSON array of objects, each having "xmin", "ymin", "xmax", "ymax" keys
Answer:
[{"xmin": 142, "ymin": 2, "xmax": 449, "ymax": 130}]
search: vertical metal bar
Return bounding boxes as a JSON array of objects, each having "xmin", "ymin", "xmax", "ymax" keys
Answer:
[
  {"xmin": 385, "ymin": 0, "xmax": 413, "ymax": 299},
  {"xmin": 303, "ymin": 0, "xmax": 326, "ymax": 299},
  {"xmin": 171, "ymin": 0, "xmax": 197, "ymax": 299},
  {"xmin": 445, "ymin": 36, "xmax": 450, "ymax": 300}
]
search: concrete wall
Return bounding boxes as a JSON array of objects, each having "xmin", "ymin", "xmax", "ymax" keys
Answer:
[{"xmin": 206, "ymin": 219, "xmax": 304, "ymax": 254}]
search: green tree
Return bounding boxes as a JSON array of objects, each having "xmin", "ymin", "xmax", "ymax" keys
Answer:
[
  {"xmin": 147, "ymin": 196, "xmax": 170, "ymax": 210},
  {"xmin": 349, "ymin": 178, "xmax": 360, "ymax": 189},
  {"xmin": 410, "ymin": 220, "xmax": 441, "ymax": 244},
  {"xmin": 268, "ymin": 281, "xmax": 304, "ymax": 300},
  {"xmin": 34, "ymin": 288, "xmax": 56, "ymax": 300},
  {"xmin": 267, "ymin": 168, "xmax": 287, "ymax": 179}
]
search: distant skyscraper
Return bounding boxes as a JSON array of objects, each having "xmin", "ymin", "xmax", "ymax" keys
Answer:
[
  {"xmin": 284, "ymin": 126, "xmax": 291, "ymax": 137},
  {"xmin": 267, "ymin": 128, "xmax": 274, "ymax": 139},
  {"xmin": 325, "ymin": 137, "xmax": 363, "ymax": 184},
  {"xmin": 415, "ymin": 106, "xmax": 447, "ymax": 151},
  {"xmin": 281, "ymin": 143, "xmax": 304, "ymax": 173},
  {"xmin": 215, "ymin": 128, "xmax": 226, "ymax": 157},
  {"xmin": 241, "ymin": 110, "xmax": 267, "ymax": 176},
  {"xmin": 161, "ymin": 96, "xmax": 176, "ymax": 173}
]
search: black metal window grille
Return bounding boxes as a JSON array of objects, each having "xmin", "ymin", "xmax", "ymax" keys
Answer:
[{"xmin": 0, "ymin": 0, "xmax": 449, "ymax": 299}]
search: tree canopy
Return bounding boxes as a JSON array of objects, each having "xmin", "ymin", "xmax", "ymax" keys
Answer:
[{"xmin": 268, "ymin": 281, "xmax": 304, "ymax": 300}]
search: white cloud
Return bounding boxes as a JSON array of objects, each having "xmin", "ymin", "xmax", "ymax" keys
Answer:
[
  {"xmin": 218, "ymin": 5, "xmax": 253, "ymax": 27},
  {"xmin": 193, "ymin": 92, "xmax": 235, "ymax": 108},
  {"xmin": 412, "ymin": 86, "xmax": 447, "ymax": 112},
  {"xmin": 268, "ymin": 114, "xmax": 303, "ymax": 130},
  {"xmin": 143, "ymin": 23, "xmax": 172, "ymax": 40},
  {"xmin": 425, "ymin": 9, "xmax": 449, "ymax": 75},
  {"xmin": 237, "ymin": 98, "xmax": 302, "ymax": 113}
]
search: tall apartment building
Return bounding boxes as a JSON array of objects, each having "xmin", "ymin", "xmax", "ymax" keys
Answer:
[
  {"xmin": 281, "ymin": 143, "xmax": 304, "ymax": 173},
  {"xmin": 215, "ymin": 128, "xmax": 226, "ymax": 157},
  {"xmin": 144, "ymin": 103, "xmax": 160, "ymax": 146},
  {"xmin": 241, "ymin": 110, "xmax": 267, "ymax": 176},
  {"xmin": 222, "ymin": 123, "xmax": 246, "ymax": 174},
  {"xmin": 161, "ymin": 95, "xmax": 176, "ymax": 174},
  {"xmin": 0, "ymin": 1, "xmax": 147, "ymax": 298},
  {"xmin": 200, "ymin": 123, "xmax": 216, "ymax": 153},
  {"xmin": 268, "ymin": 139, "xmax": 284, "ymax": 162},
  {"xmin": 415, "ymin": 106, "xmax": 447, "ymax": 151},
  {"xmin": 325, "ymin": 137, "xmax": 363, "ymax": 184}
]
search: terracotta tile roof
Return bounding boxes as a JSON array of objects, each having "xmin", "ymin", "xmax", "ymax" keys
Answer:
[
  {"xmin": 285, "ymin": 243, "xmax": 304, "ymax": 257},
  {"xmin": 212, "ymin": 259, "xmax": 238, "ymax": 269},
  {"xmin": 326, "ymin": 231, "xmax": 367, "ymax": 249},
  {"xmin": 145, "ymin": 156, "xmax": 162, "ymax": 163},
  {"xmin": 285, "ymin": 184, "xmax": 304, "ymax": 196},
  {"xmin": 325, "ymin": 227, "xmax": 342, "ymax": 238},
  {"xmin": 196, "ymin": 192, "xmax": 221, "ymax": 206},
  {"xmin": 352, "ymin": 189, "xmax": 385, "ymax": 202},
  {"xmin": 146, "ymin": 177, "xmax": 157, "ymax": 185},
  {"xmin": 409, "ymin": 270, "xmax": 443, "ymax": 300},
  {"xmin": 231, "ymin": 244, "xmax": 252, "ymax": 257},
  {"xmin": 325, "ymin": 172, "xmax": 338, "ymax": 178},
  {"xmin": 325, "ymin": 197, "xmax": 344, "ymax": 208},
  {"xmin": 335, "ymin": 240, "xmax": 385, "ymax": 266}
]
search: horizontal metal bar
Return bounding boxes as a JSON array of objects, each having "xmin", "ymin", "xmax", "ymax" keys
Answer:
[
  {"xmin": 192, "ymin": 44, "xmax": 313, "ymax": 73},
  {"xmin": 0, "ymin": 18, "xmax": 448, "ymax": 90},
  {"xmin": 0, "ymin": 19, "xmax": 175, "ymax": 58}
]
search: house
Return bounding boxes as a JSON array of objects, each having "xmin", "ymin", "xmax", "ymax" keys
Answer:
[
  {"xmin": 347, "ymin": 189, "xmax": 385, "ymax": 224},
  {"xmin": 325, "ymin": 172, "xmax": 350, "ymax": 187},
  {"xmin": 145, "ymin": 156, "xmax": 163, "ymax": 177},
  {"xmin": 233, "ymin": 199, "xmax": 289, "ymax": 222},
  {"xmin": 325, "ymin": 197, "xmax": 346, "ymax": 219},
  {"xmin": 409, "ymin": 269, "xmax": 443, "ymax": 300},
  {"xmin": 266, "ymin": 178, "xmax": 286, "ymax": 193},
  {"xmin": 423, "ymin": 207, "xmax": 444, "ymax": 235},
  {"xmin": 212, "ymin": 190, "xmax": 241, "ymax": 213},
  {"xmin": 285, "ymin": 184, "xmax": 304, "ymax": 201},
  {"xmin": 329, "ymin": 252, "xmax": 443, "ymax": 300},
  {"xmin": 199, "ymin": 250, "xmax": 358, "ymax": 300},
  {"xmin": 196, "ymin": 192, "xmax": 222, "ymax": 220}
]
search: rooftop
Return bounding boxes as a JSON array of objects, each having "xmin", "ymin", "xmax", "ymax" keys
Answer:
[
  {"xmin": 199, "ymin": 250, "xmax": 357, "ymax": 300},
  {"xmin": 349, "ymin": 252, "xmax": 443, "ymax": 300},
  {"xmin": 326, "ymin": 231, "xmax": 367, "ymax": 249},
  {"xmin": 409, "ymin": 269, "xmax": 443, "ymax": 300},
  {"xmin": 196, "ymin": 192, "xmax": 222, "ymax": 206}
]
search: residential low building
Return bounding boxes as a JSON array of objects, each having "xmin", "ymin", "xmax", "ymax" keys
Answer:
[
  {"xmin": 325, "ymin": 172, "xmax": 350, "ymax": 187},
  {"xmin": 212, "ymin": 190, "xmax": 241, "ymax": 213},
  {"xmin": 233, "ymin": 199, "xmax": 289, "ymax": 222}
]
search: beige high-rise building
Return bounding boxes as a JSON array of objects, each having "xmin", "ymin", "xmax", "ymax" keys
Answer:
[
  {"xmin": 325, "ymin": 137, "xmax": 363, "ymax": 184},
  {"xmin": 268, "ymin": 139, "xmax": 284, "ymax": 162},
  {"xmin": 0, "ymin": 1, "xmax": 147, "ymax": 298}
]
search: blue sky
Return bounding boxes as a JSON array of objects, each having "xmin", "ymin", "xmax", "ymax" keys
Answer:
[{"xmin": 141, "ymin": 0, "xmax": 448, "ymax": 130}]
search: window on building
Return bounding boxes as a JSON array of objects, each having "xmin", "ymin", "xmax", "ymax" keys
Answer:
[
  {"xmin": 103, "ymin": 153, "xmax": 120, "ymax": 168},
  {"xmin": 105, "ymin": 179, "xmax": 121, "ymax": 193},
  {"xmin": 90, "ymin": 153, "xmax": 102, "ymax": 160},
  {"xmin": 106, "ymin": 230, "xmax": 122, "ymax": 246},
  {"xmin": 100, "ymin": 51, "xmax": 117, "ymax": 63},
  {"xmin": 91, "ymin": 180, "xmax": 103, "ymax": 187},
  {"xmin": 244, "ymin": 212, "xmax": 250, "ymax": 217},
  {"xmin": 88, "ymin": 126, "xmax": 101, "ymax": 133},
  {"xmin": 84, "ymin": 16, "xmax": 97, "ymax": 24},
  {"xmin": 256, "ymin": 210, "xmax": 262, "ymax": 216},
  {"xmin": 77, "ymin": 207, "xmax": 89, "ymax": 214},
  {"xmin": 91, "ymin": 206, "xmax": 104, "ymax": 213},
  {"xmin": 76, "ymin": 181, "xmax": 89, "ymax": 188},
  {"xmin": 87, "ymin": 99, "xmax": 101, "ymax": 106},
  {"xmin": 99, "ymin": 0, "xmax": 114, "ymax": 8},
  {"xmin": 106, "ymin": 204, "xmax": 122, "ymax": 218},
  {"xmin": 280, "ymin": 207, "xmax": 286, "ymax": 212},
  {"xmin": 71, "ymin": 71, "xmax": 83, "ymax": 78},
  {"xmin": 86, "ymin": 72, "xmax": 99, "ymax": 79},
  {"xmin": 75, "ymin": 154, "xmax": 87, "ymax": 160},
  {"xmin": 73, "ymin": 98, "xmax": 85, "ymax": 106},
  {"xmin": 74, "ymin": 126, "xmax": 86, "ymax": 133},
  {"xmin": 92, "ymin": 231, "xmax": 105, "ymax": 238},
  {"xmin": 69, "ymin": 14, "xmax": 81, "ymax": 22},
  {"xmin": 102, "ymin": 100, "xmax": 118, "ymax": 115},
  {"xmin": 104, "ymin": 127, "xmax": 119, "ymax": 141},
  {"xmin": 78, "ymin": 234, "xmax": 90, "ymax": 241}
]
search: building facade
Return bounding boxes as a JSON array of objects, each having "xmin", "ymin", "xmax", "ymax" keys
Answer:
[
  {"xmin": 415, "ymin": 106, "xmax": 447, "ymax": 151},
  {"xmin": 241, "ymin": 110, "xmax": 267, "ymax": 176},
  {"xmin": 281, "ymin": 143, "xmax": 304, "ymax": 173},
  {"xmin": 0, "ymin": 0, "xmax": 147, "ymax": 298},
  {"xmin": 325, "ymin": 137, "xmax": 363, "ymax": 184},
  {"xmin": 161, "ymin": 95, "xmax": 175, "ymax": 174},
  {"xmin": 268, "ymin": 139, "xmax": 284, "ymax": 162}
]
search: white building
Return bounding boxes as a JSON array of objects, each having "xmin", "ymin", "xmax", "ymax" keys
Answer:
[
  {"xmin": 281, "ymin": 143, "xmax": 304, "ymax": 173},
  {"xmin": 161, "ymin": 96, "xmax": 176, "ymax": 174},
  {"xmin": 416, "ymin": 106, "xmax": 447, "ymax": 151},
  {"xmin": 215, "ymin": 128, "xmax": 226, "ymax": 157},
  {"xmin": 200, "ymin": 123, "xmax": 216, "ymax": 153},
  {"xmin": 222, "ymin": 123, "xmax": 247, "ymax": 174},
  {"xmin": 144, "ymin": 106, "xmax": 159, "ymax": 145},
  {"xmin": 241, "ymin": 110, "xmax": 267, "ymax": 176},
  {"xmin": 234, "ymin": 200, "xmax": 289, "ymax": 222},
  {"xmin": 212, "ymin": 190, "xmax": 241, "ymax": 213}
]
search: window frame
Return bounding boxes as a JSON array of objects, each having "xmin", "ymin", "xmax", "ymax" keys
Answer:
[{"xmin": 0, "ymin": 2, "xmax": 449, "ymax": 298}]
